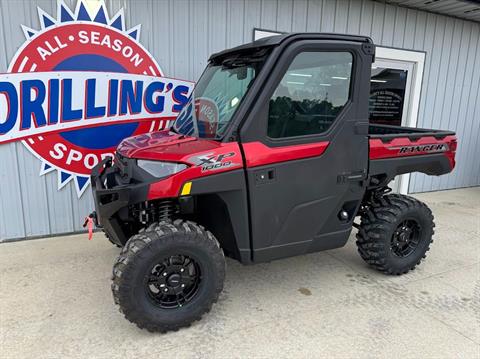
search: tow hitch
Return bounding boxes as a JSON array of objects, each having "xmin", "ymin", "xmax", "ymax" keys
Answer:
[{"xmin": 83, "ymin": 211, "xmax": 98, "ymax": 240}]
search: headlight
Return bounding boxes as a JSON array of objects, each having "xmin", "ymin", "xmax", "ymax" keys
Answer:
[{"xmin": 137, "ymin": 160, "xmax": 187, "ymax": 178}]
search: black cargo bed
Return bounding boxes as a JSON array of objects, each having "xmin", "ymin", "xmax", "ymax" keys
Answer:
[{"xmin": 369, "ymin": 124, "xmax": 455, "ymax": 142}]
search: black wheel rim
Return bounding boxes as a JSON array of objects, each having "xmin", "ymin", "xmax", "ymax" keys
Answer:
[
  {"xmin": 145, "ymin": 255, "xmax": 201, "ymax": 309},
  {"xmin": 391, "ymin": 219, "xmax": 422, "ymax": 258}
]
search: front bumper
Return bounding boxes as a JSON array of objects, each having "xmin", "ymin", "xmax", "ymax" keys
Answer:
[{"xmin": 91, "ymin": 157, "xmax": 149, "ymax": 245}]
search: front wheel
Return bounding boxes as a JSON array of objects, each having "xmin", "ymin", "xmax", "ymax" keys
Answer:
[
  {"xmin": 112, "ymin": 220, "xmax": 225, "ymax": 332},
  {"xmin": 356, "ymin": 194, "xmax": 435, "ymax": 275}
]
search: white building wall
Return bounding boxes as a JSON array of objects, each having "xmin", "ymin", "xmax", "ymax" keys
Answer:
[{"xmin": 0, "ymin": 0, "xmax": 478, "ymax": 240}]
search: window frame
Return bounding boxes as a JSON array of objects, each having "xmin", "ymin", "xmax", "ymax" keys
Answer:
[
  {"xmin": 266, "ymin": 49, "xmax": 355, "ymax": 142},
  {"xmin": 236, "ymin": 39, "xmax": 366, "ymax": 148}
]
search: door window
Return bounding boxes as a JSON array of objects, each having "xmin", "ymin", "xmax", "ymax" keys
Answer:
[{"xmin": 268, "ymin": 51, "xmax": 353, "ymax": 138}]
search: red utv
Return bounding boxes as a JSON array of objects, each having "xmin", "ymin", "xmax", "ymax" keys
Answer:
[{"xmin": 90, "ymin": 33, "xmax": 456, "ymax": 332}]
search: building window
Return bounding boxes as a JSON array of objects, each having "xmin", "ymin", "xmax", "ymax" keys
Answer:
[
  {"xmin": 267, "ymin": 51, "xmax": 352, "ymax": 138},
  {"xmin": 369, "ymin": 67, "xmax": 408, "ymax": 126}
]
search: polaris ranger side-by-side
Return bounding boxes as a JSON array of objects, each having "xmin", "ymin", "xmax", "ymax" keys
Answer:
[{"xmin": 91, "ymin": 34, "xmax": 457, "ymax": 332}]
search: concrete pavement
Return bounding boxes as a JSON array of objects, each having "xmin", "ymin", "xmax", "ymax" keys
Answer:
[{"xmin": 1, "ymin": 187, "xmax": 479, "ymax": 358}]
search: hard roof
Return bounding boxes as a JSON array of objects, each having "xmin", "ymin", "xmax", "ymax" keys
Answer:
[{"xmin": 209, "ymin": 32, "xmax": 374, "ymax": 61}]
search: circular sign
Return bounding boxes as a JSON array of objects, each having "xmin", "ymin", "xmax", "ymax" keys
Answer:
[{"xmin": 3, "ymin": 1, "xmax": 189, "ymax": 196}]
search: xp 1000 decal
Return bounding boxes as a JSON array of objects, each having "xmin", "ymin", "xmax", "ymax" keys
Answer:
[
  {"xmin": 189, "ymin": 152, "xmax": 239, "ymax": 172},
  {"xmin": 0, "ymin": 0, "xmax": 193, "ymax": 196}
]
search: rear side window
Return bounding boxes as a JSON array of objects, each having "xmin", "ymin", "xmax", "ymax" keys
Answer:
[{"xmin": 268, "ymin": 51, "xmax": 353, "ymax": 139}]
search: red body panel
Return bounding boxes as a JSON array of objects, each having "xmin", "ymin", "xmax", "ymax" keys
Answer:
[
  {"xmin": 117, "ymin": 131, "xmax": 226, "ymax": 163},
  {"xmin": 118, "ymin": 130, "xmax": 457, "ymax": 201},
  {"xmin": 116, "ymin": 132, "xmax": 243, "ymax": 199},
  {"xmin": 369, "ymin": 135, "xmax": 457, "ymax": 169},
  {"xmin": 242, "ymin": 141, "xmax": 330, "ymax": 168},
  {"xmin": 118, "ymin": 132, "xmax": 333, "ymax": 200}
]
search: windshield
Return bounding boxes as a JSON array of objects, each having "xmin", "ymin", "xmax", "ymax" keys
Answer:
[{"xmin": 173, "ymin": 53, "xmax": 266, "ymax": 139}]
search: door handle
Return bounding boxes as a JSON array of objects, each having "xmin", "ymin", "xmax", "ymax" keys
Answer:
[{"xmin": 254, "ymin": 168, "xmax": 276, "ymax": 185}]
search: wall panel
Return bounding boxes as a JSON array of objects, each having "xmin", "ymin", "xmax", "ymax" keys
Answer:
[{"xmin": 0, "ymin": 0, "xmax": 478, "ymax": 240}]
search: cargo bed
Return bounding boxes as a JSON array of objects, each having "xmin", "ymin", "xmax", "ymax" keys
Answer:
[
  {"xmin": 369, "ymin": 124, "xmax": 455, "ymax": 141},
  {"xmin": 367, "ymin": 124, "xmax": 457, "ymax": 188}
]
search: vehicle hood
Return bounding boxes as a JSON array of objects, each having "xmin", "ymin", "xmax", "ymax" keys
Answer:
[{"xmin": 116, "ymin": 131, "xmax": 226, "ymax": 163}]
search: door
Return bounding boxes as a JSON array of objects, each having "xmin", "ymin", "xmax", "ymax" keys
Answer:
[
  {"xmin": 369, "ymin": 59, "xmax": 414, "ymax": 192},
  {"xmin": 239, "ymin": 41, "xmax": 372, "ymax": 263}
]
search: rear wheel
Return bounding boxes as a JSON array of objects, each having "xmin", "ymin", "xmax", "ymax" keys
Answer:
[
  {"xmin": 112, "ymin": 220, "xmax": 225, "ymax": 332},
  {"xmin": 356, "ymin": 194, "xmax": 434, "ymax": 275}
]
